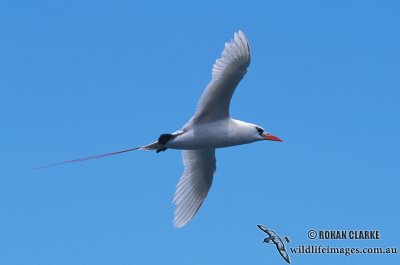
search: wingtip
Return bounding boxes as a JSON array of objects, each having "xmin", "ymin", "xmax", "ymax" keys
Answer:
[
  {"xmin": 173, "ymin": 222, "xmax": 183, "ymax": 229},
  {"xmin": 173, "ymin": 218, "xmax": 188, "ymax": 228},
  {"xmin": 257, "ymin": 224, "xmax": 267, "ymax": 231},
  {"xmin": 237, "ymin": 30, "xmax": 247, "ymax": 39},
  {"xmin": 235, "ymin": 30, "xmax": 250, "ymax": 57},
  {"xmin": 234, "ymin": 31, "xmax": 240, "ymax": 42}
]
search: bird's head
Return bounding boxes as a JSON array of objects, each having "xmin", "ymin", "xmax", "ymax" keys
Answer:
[
  {"xmin": 231, "ymin": 120, "xmax": 283, "ymax": 144},
  {"xmin": 254, "ymin": 126, "xmax": 283, "ymax": 142}
]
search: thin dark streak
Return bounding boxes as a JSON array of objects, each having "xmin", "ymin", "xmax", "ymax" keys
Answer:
[{"xmin": 36, "ymin": 147, "xmax": 140, "ymax": 169}]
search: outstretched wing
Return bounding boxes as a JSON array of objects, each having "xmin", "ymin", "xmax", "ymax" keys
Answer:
[
  {"xmin": 173, "ymin": 148, "xmax": 216, "ymax": 228},
  {"xmin": 257, "ymin": 224, "xmax": 274, "ymax": 237},
  {"xmin": 277, "ymin": 246, "xmax": 291, "ymax": 264},
  {"xmin": 190, "ymin": 31, "xmax": 251, "ymax": 124}
]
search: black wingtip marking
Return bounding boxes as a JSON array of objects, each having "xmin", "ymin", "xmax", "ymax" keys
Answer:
[{"xmin": 158, "ymin": 133, "xmax": 175, "ymax": 145}]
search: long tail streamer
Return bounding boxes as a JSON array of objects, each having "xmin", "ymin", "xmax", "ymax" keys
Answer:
[{"xmin": 37, "ymin": 147, "xmax": 141, "ymax": 169}]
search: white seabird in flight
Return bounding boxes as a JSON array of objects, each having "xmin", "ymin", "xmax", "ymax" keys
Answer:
[{"xmin": 44, "ymin": 31, "xmax": 283, "ymax": 228}]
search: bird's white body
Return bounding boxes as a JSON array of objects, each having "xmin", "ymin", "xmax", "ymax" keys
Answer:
[{"xmin": 166, "ymin": 119, "xmax": 260, "ymax": 150}]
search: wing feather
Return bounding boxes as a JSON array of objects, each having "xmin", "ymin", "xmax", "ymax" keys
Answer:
[
  {"xmin": 189, "ymin": 31, "xmax": 251, "ymax": 125},
  {"xmin": 173, "ymin": 148, "xmax": 216, "ymax": 228}
]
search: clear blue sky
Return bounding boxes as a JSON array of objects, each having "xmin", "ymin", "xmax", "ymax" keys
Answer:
[{"xmin": 1, "ymin": 0, "xmax": 399, "ymax": 264}]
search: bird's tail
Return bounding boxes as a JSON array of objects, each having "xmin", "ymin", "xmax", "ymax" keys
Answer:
[
  {"xmin": 37, "ymin": 141, "xmax": 162, "ymax": 169},
  {"xmin": 139, "ymin": 141, "xmax": 163, "ymax": 151}
]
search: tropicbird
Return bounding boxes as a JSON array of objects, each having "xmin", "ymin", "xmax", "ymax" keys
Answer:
[{"xmin": 43, "ymin": 31, "xmax": 283, "ymax": 228}]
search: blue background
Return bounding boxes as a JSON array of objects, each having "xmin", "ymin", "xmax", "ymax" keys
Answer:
[{"xmin": 1, "ymin": 0, "xmax": 399, "ymax": 264}]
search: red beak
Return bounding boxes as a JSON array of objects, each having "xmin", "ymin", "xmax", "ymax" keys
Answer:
[{"xmin": 262, "ymin": 133, "xmax": 283, "ymax": 142}]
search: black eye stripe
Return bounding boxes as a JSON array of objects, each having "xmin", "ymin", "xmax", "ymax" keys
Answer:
[{"xmin": 256, "ymin": 127, "xmax": 264, "ymax": 134}]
